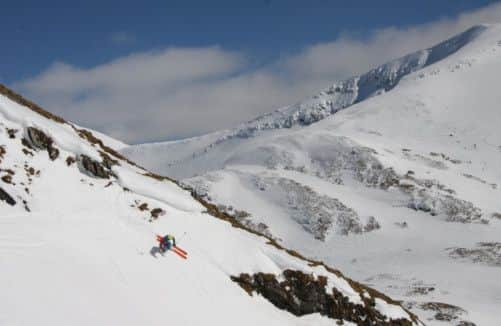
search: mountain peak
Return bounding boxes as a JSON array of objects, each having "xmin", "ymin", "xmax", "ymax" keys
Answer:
[{"xmin": 228, "ymin": 24, "xmax": 495, "ymax": 138}]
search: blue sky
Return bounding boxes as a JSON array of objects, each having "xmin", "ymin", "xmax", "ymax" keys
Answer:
[
  {"xmin": 1, "ymin": 0, "xmax": 496, "ymax": 83},
  {"xmin": 3, "ymin": 1, "xmax": 501, "ymax": 143}
]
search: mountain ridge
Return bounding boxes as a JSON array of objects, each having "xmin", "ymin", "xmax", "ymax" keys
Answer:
[
  {"xmin": 0, "ymin": 83, "xmax": 419, "ymax": 324},
  {"xmin": 122, "ymin": 24, "xmax": 501, "ymax": 325}
]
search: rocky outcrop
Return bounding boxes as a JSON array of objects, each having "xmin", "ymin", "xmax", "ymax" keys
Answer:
[
  {"xmin": 79, "ymin": 155, "xmax": 115, "ymax": 179},
  {"xmin": 25, "ymin": 127, "xmax": 59, "ymax": 160},
  {"xmin": 0, "ymin": 145, "xmax": 6, "ymax": 161},
  {"xmin": 0, "ymin": 187, "xmax": 16, "ymax": 206},
  {"xmin": 405, "ymin": 301, "xmax": 472, "ymax": 325},
  {"xmin": 232, "ymin": 270, "xmax": 415, "ymax": 325},
  {"xmin": 150, "ymin": 208, "xmax": 165, "ymax": 219},
  {"xmin": 447, "ymin": 242, "xmax": 501, "ymax": 267}
]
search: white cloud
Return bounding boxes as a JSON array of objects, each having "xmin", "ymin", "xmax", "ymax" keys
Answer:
[{"xmin": 14, "ymin": 2, "xmax": 501, "ymax": 144}]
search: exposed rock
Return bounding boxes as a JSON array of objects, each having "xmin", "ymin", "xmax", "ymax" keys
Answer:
[
  {"xmin": 25, "ymin": 166, "xmax": 36, "ymax": 176},
  {"xmin": 231, "ymin": 270, "xmax": 414, "ymax": 325},
  {"xmin": 1, "ymin": 174, "xmax": 13, "ymax": 184},
  {"xmin": 185, "ymin": 172, "xmax": 379, "ymax": 240},
  {"xmin": 7, "ymin": 128, "xmax": 18, "ymax": 139},
  {"xmin": 213, "ymin": 203, "xmax": 273, "ymax": 238},
  {"xmin": 151, "ymin": 208, "xmax": 165, "ymax": 219},
  {"xmin": 462, "ymin": 173, "xmax": 497, "ymax": 189},
  {"xmin": 0, "ymin": 168, "xmax": 14, "ymax": 175},
  {"xmin": 404, "ymin": 179, "xmax": 482, "ymax": 223},
  {"xmin": 25, "ymin": 127, "xmax": 59, "ymax": 160},
  {"xmin": 406, "ymin": 285, "xmax": 435, "ymax": 296},
  {"xmin": 138, "ymin": 203, "xmax": 149, "ymax": 211},
  {"xmin": 0, "ymin": 187, "xmax": 16, "ymax": 206},
  {"xmin": 66, "ymin": 156, "xmax": 76, "ymax": 166},
  {"xmin": 262, "ymin": 177, "xmax": 370, "ymax": 239},
  {"xmin": 22, "ymin": 148, "xmax": 34, "ymax": 156},
  {"xmin": 447, "ymin": 242, "xmax": 501, "ymax": 267},
  {"xmin": 79, "ymin": 155, "xmax": 114, "ymax": 179},
  {"xmin": 406, "ymin": 301, "xmax": 468, "ymax": 324},
  {"xmin": 99, "ymin": 151, "xmax": 119, "ymax": 169},
  {"xmin": 363, "ymin": 216, "xmax": 381, "ymax": 232}
]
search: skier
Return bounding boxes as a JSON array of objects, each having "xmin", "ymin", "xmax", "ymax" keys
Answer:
[
  {"xmin": 156, "ymin": 234, "xmax": 188, "ymax": 259},
  {"xmin": 159, "ymin": 234, "xmax": 176, "ymax": 252}
]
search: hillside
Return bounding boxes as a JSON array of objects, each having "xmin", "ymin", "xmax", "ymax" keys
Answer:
[
  {"xmin": 123, "ymin": 25, "xmax": 501, "ymax": 325},
  {"xmin": 0, "ymin": 84, "xmax": 419, "ymax": 325}
]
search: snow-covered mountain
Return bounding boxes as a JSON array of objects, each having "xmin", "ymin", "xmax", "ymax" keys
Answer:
[
  {"xmin": 122, "ymin": 24, "xmax": 501, "ymax": 325},
  {"xmin": 0, "ymin": 84, "xmax": 419, "ymax": 325}
]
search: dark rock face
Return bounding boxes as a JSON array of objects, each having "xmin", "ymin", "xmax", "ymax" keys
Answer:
[
  {"xmin": 0, "ymin": 187, "xmax": 16, "ymax": 206},
  {"xmin": 25, "ymin": 127, "xmax": 59, "ymax": 160},
  {"xmin": 66, "ymin": 156, "xmax": 76, "ymax": 166},
  {"xmin": 99, "ymin": 151, "xmax": 119, "ymax": 169},
  {"xmin": 1, "ymin": 174, "xmax": 13, "ymax": 184},
  {"xmin": 151, "ymin": 208, "xmax": 165, "ymax": 219},
  {"xmin": 7, "ymin": 128, "xmax": 18, "ymax": 139},
  {"xmin": 231, "ymin": 270, "xmax": 413, "ymax": 325},
  {"xmin": 79, "ymin": 155, "xmax": 114, "ymax": 179}
]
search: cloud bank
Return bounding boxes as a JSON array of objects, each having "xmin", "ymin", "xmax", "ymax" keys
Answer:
[{"xmin": 15, "ymin": 2, "xmax": 501, "ymax": 144}]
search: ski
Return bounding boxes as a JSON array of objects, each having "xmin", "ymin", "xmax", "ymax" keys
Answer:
[
  {"xmin": 172, "ymin": 246, "xmax": 187, "ymax": 259},
  {"xmin": 174, "ymin": 246, "xmax": 187, "ymax": 255}
]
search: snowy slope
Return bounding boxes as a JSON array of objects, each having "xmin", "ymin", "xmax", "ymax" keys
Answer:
[
  {"xmin": 123, "ymin": 25, "xmax": 501, "ymax": 325},
  {"xmin": 0, "ymin": 85, "xmax": 418, "ymax": 325}
]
